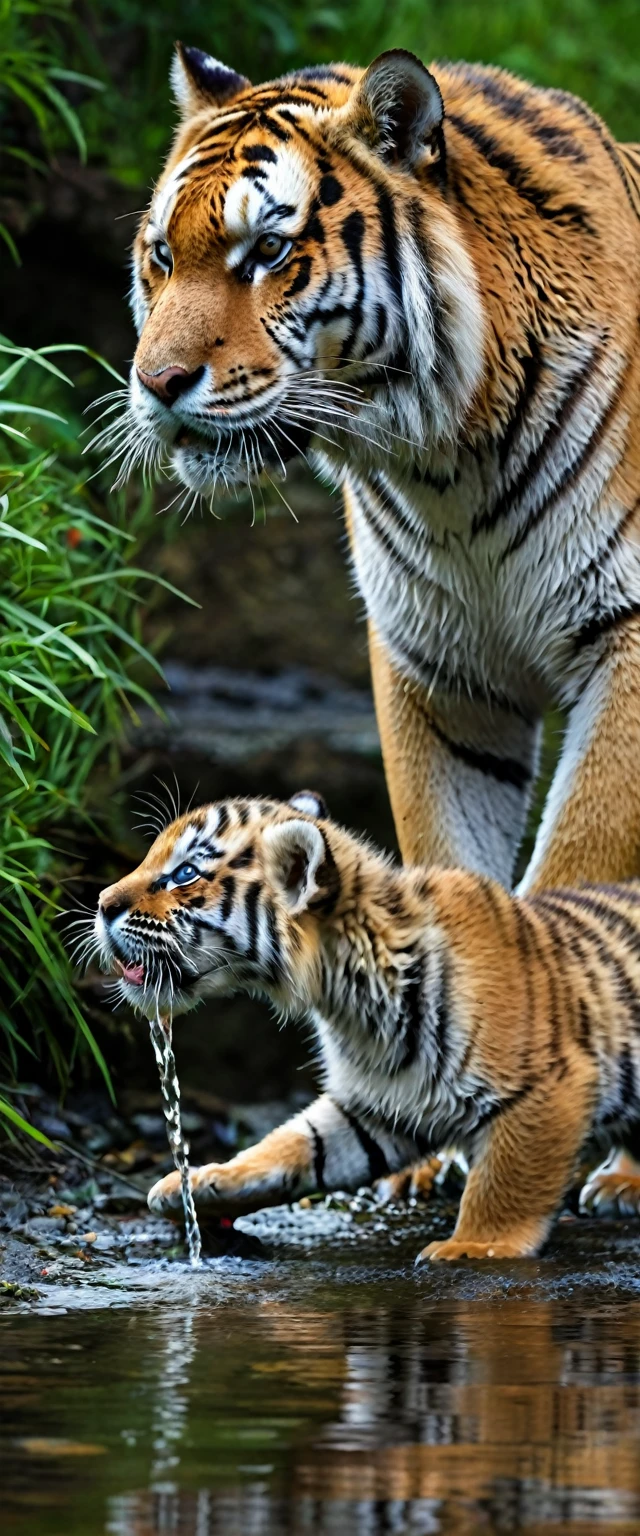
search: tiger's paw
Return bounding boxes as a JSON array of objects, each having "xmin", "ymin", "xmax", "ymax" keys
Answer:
[
  {"xmin": 416, "ymin": 1236, "xmax": 531, "ymax": 1263},
  {"xmin": 147, "ymin": 1162, "xmax": 245, "ymax": 1217},
  {"xmin": 375, "ymin": 1156, "xmax": 443, "ymax": 1205},
  {"xmin": 579, "ymin": 1167, "xmax": 640, "ymax": 1217}
]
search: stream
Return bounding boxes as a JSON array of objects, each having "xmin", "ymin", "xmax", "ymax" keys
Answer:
[{"xmin": 3, "ymin": 1204, "xmax": 640, "ymax": 1534}]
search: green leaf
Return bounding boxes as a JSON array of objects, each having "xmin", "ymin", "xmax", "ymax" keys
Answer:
[
  {"xmin": 0, "ymin": 1097, "xmax": 54, "ymax": 1148},
  {"xmin": 0, "ymin": 521, "xmax": 47, "ymax": 551}
]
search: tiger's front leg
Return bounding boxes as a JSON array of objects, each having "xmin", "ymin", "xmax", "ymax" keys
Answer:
[{"xmin": 147, "ymin": 1093, "xmax": 421, "ymax": 1217}]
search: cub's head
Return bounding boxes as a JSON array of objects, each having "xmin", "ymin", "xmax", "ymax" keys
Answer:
[
  {"xmin": 103, "ymin": 46, "xmax": 483, "ymax": 496},
  {"xmin": 93, "ymin": 791, "xmax": 346, "ymax": 1017}
]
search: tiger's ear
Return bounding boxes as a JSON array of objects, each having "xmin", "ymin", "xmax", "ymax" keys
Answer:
[
  {"xmin": 288, "ymin": 789, "xmax": 328, "ymax": 820},
  {"xmin": 263, "ymin": 819, "xmax": 326, "ymax": 915},
  {"xmin": 346, "ymin": 50, "xmax": 444, "ymax": 170},
  {"xmin": 171, "ymin": 43, "xmax": 251, "ymax": 119}
]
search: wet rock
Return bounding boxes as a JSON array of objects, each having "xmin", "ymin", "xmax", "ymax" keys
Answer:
[
  {"xmin": 33, "ymin": 1115, "xmax": 71, "ymax": 1141},
  {"xmin": 90, "ymin": 1234, "xmax": 117, "ymax": 1252},
  {"xmin": 24, "ymin": 1217, "xmax": 66, "ymax": 1238},
  {"xmin": 134, "ymin": 663, "xmax": 379, "ymax": 765},
  {"xmin": 93, "ymin": 1192, "xmax": 147, "ymax": 1215},
  {"xmin": 0, "ymin": 1195, "xmax": 29, "ymax": 1231},
  {"xmin": 131, "ymin": 1113, "xmax": 167, "ymax": 1141}
]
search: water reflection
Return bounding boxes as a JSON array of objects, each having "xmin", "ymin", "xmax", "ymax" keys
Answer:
[{"xmin": 4, "ymin": 1290, "xmax": 640, "ymax": 1534}]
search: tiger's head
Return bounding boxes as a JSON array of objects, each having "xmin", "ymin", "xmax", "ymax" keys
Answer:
[
  {"xmin": 93, "ymin": 791, "xmax": 367, "ymax": 1019},
  {"xmin": 110, "ymin": 46, "xmax": 484, "ymax": 497}
]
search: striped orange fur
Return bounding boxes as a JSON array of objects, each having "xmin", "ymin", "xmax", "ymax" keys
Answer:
[
  {"xmin": 101, "ymin": 46, "xmax": 640, "ymax": 1211},
  {"xmin": 94, "ymin": 795, "xmax": 640, "ymax": 1260},
  {"xmin": 98, "ymin": 45, "xmax": 640, "ymax": 900}
]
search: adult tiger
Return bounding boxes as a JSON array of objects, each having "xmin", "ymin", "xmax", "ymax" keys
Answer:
[{"xmin": 119, "ymin": 45, "xmax": 640, "ymax": 1210}]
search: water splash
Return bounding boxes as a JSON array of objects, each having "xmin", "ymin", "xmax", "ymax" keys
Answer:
[{"xmin": 149, "ymin": 1012, "xmax": 202, "ymax": 1268}]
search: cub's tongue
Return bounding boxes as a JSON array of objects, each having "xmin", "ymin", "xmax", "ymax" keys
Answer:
[{"xmin": 118, "ymin": 961, "xmax": 145, "ymax": 986}]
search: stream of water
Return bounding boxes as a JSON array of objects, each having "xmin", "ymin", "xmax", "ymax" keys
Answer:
[{"xmin": 148, "ymin": 1012, "xmax": 202, "ymax": 1268}]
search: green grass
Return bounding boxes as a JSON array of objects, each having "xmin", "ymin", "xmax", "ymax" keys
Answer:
[{"xmin": 0, "ymin": 341, "xmax": 186, "ymax": 1131}]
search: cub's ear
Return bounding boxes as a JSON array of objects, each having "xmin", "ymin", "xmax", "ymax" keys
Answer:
[
  {"xmin": 263, "ymin": 819, "xmax": 326, "ymax": 915},
  {"xmin": 171, "ymin": 43, "xmax": 251, "ymax": 119},
  {"xmin": 288, "ymin": 789, "xmax": 328, "ymax": 820},
  {"xmin": 345, "ymin": 49, "xmax": 444, "ymax": 170}
]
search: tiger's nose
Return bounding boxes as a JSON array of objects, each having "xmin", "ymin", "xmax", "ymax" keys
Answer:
[
  {"xmin": 136, "ymin": 364, "xmax": 205, "ymax": 405},
  {"xmin": 99, "ymin": 882, "xmax": 128, "ymax": 920}
]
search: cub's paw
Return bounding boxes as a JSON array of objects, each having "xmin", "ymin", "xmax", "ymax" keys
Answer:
[
  {"xmin": 579, "ymin": 1168, "xmax": 640, "ymax": 1217},
  {"xmin": 147, "ymin": 1162, "xmax": 238, "ymax": 1217},
  {"xmin": 416, "ymin": 1236, "xmax": 529, "ymax": 1263},
  {"xmin": 375, "ymin": 1156, "xmax": 443, "ymax": 1205}
]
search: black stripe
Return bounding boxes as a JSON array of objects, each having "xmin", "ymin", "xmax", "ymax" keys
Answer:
[
  {"xmin": 618, "ymin": 1044, "xmax": 637, "ymax": 1117},
  {"xmin": 275, "ymin": 107, "xmax": 314, "ymax": 140},
  {"xmin": 430, "ymin": 719, "xmax": 531, "ymax": 791},
  {"xmin": 264, "ymin": 898, "xmax": 283, "ymax": 986},
  {"xmin": 219, "ymin": 875, "xmax": 235, "ymax": 923},
  {"xmin": 339, "ymin": 209, "xmax": 366, "ymax": 365},
  {"xmin": 548, "ymin": 89, "xmax": 640, "ymax": 223},
  {"xmin": 373, "ymin": 472, "xmax": 427, "ymax": 547},
  {"xmin": 398, "ymin": 958, "xmax": 424, "ymax": 1069},
  {"xmin": 229, "ymin": 844, "xmax": 254, "ymax": 869},
  {"xmin": 464, "ymin": 67, "xmax": 588, "ymax": 162},
  {"xmin": 500, "ymin": 352, "xmax": 633, "ymax": 560},
  {"xmin": 358, "ymin": 481, "xmax": 420, "ymax": 582},
  {"xmin": 471, "ymin": 1080, "xmax": 534, "ymax": 1137},
  {"xmin": 244, "ymin": 880, "xmax": 261, "ymax": 962},
  {"xmin": 192, "ymin": 114, "xmax": 252, "ymax": 146},
  {"xmin": 307, "ymin": 1120, "xmax": 326, "ymax": 1191},
  {"xmin": 572, "ymin": 498, "xmax": 640, "ymax": 613},
  {"xmin": 531, "ymin": 905, "xmax": 575, "ymax": 1069},
  {"xmin": 448, "ymin": 112, "xmax": 595, "ymax": 233},
  {"xmin": 533, "ymin": 893, "xmax": 640, "ymax": 1034},
  {"xmin": 577, "ymin": 997, "xmax": 595, "ymax": 1057},
  {"xmin": 432, "ymin": 953, "xmax": 450, "ymax": 1075},
  {"xmin": 295, "ymin": 66, "xmax": 354, "ymax": 85},
  {"xmin": 216, "ymin": 803, "xmax": 230, "ymax": 836},
  {"xmin": 260, "ymin": 112, "xmax": 290, "ymax": 143},
  {"xmin": 472, "ymin": 346, "xmax": 598, "ymax": 538},
  {"xmin": 188, "ymin": 150, "xmax": 241, "ymax": 175},
  {"xmin": 284, "ymin": 256, "xmax": 313, "ymax": 297},
  {"xmin": 342, "ymin": 1110, "xmax": 390, "ymax": 1182},
  {"xmin": 243, "ymin": 144, "xmax": 277, "ymax": 163},
  {"xmin": 557, "ymin": 889, "xmax": 640, "ymax": 967},
  {"xmin": 497, "ymin": 331, "xmax": 544, "ymax": 469},
  {"xmin": 375, "ymin": 186, "xmax": 404, "ymax": 314},
  {"xmin": 573, "ymin": 597, "xmax": 640, "ymax": 652}
]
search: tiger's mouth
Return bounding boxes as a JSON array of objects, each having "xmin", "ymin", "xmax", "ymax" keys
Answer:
[
  {"xmin": 114, "ymin": 958, "xmax": 145, "ymax": 987},
  {"xmin": 173, "ymin": 418, "xmax": 311, "ymax": 471},
  {"xmin": 106, "ymin": 945, "xmax": 230, "ymax": 1016}
]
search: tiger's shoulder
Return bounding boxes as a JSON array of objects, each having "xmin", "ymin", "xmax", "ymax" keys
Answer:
[{"xmin": 433, "ymin": 60, "xmax": 640, "ymax": 237}]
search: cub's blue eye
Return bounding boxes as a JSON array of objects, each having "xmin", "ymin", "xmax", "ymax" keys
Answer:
[{"xmin": 172, "ymin": 863, "xmax": 200, "ymax": 887}]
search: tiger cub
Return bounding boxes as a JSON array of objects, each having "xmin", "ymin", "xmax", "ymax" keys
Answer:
[{"xmin": 95, "ymin": 793, "xmax": 640, "ymax": 1261}]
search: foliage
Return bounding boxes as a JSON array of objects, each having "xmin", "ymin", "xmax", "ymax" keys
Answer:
[
  {"xmin": 0, "ymin": 0, "xmax": 100, "ymax": 258},
  {"xmin": 0, "ymin": 340, "xmax": 181, "ymax": 1130}
]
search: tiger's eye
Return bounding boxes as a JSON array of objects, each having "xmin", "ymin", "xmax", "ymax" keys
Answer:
[
  {"xmin": 152, "ymin": 239, "xmax": 173, "ymax": 274},
  {"xmin": 258, "ymin": 233, "xmax": 283, "ymax": 259}
]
